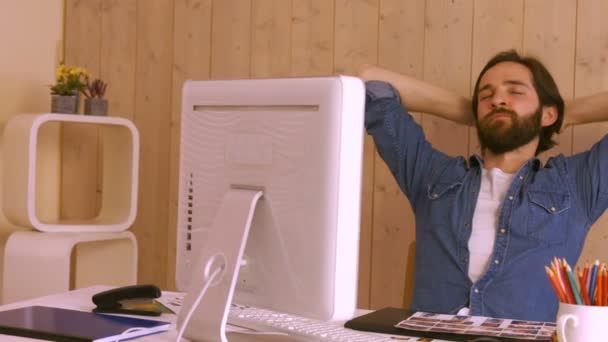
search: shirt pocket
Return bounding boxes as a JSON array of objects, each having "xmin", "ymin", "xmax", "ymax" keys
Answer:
[
  {"xmin": 527, "ymin": 190, "xmax": 570, "ymax": 245},
  {"xmin": 426, "ymin": 182, "xmax": 462, "ymax": 225}
]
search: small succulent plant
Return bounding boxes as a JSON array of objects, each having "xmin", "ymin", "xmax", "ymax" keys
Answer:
[{"xmin": 82, "ymin": 78, "xmax": 108, "ymax": 99}]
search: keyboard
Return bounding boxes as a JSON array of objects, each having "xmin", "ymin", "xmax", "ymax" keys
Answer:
[
  {"xmin": 159, "ymin": 293, "xmax": 443, "ymax": 341},
  {"xmin": 228, "ymin": 303, "xmax": 395, "ymax": 341}
]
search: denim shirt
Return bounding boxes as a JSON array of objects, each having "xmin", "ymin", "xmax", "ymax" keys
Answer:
[{"xmin": 364, "ymin": 81, "xmax": 608, "ymax": 322}]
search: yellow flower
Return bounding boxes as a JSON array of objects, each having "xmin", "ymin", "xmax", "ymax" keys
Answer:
[
  {"xmin": 50, "ymin": 63, "xmax": 90, "ymax": 96},
  {"xmin": 55, "ymin": 64, "xmax": 68, "ymax": 80}
]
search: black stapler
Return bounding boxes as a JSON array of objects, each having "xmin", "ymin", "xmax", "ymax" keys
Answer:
[{"xmin": 92, "ymin": 284, "xmax": 165, "ymax": 316}]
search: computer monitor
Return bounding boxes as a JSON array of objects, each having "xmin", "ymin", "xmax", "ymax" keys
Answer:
[{"xmin": 174, "ymin": 76, "xmax": 365, "ymax": 341}]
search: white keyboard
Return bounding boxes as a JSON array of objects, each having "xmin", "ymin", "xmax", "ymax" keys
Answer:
[
  {"xmin": 227, "ymin": 303, "xmax": 394, "ymax": 342},
  {"xmin": 159, "ymin": 293, "xmax": 441, "ymax": 342}
]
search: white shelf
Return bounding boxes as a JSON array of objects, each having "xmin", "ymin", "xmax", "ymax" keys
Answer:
[
  {"xmin": 2, "ymin": 230, "xmax": 138, "ymax": 304},
  {"xmin": 2, "ymin": 113, "xmax": 139, "ymax": 232}
]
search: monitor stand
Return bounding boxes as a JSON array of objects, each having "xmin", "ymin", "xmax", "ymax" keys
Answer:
[{"xmin": 177, "ymin": 188, "xmax": 263, "ymax": 342}]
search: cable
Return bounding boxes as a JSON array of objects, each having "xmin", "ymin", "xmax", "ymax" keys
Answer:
[
  {"xmin": 114, "ymin": 327, "xmax": 145, "ymax": 342},
  {"xmin": 175, "ymin": 264, "xmax": 223, "ymax": 342}
]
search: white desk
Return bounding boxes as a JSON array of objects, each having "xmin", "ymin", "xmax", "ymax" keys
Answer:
[{"xmin": 0, "ymin": 286, "xmax": 443, "ymax": 341}]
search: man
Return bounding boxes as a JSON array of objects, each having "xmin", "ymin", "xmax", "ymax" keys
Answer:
[{"xmin": 359, "ymin": 50, "xmax": 608, "ymax": 321}]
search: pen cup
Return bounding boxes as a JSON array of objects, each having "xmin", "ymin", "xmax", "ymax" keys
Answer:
[{"xmin": 556, "ymin": 302, "xmax": 608, "ymax": 342}]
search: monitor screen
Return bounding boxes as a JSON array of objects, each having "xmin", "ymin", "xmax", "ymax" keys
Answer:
[{"xmin": 175, "ymin": 76, "xmax": 365, "ymax": 337}]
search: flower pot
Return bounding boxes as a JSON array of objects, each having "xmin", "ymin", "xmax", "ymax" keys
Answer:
[
  {"xmin": 84, "ymin": 98, "xmax": 109, "ymax": 116},
  {"xmin": 51, "ymin": 94, "xmax": 79, "ymax": 114}
]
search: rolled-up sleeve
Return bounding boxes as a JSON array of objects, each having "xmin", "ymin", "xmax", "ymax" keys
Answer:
[{"xmin": 364, "ymin": 80, "xmax": 452, "ymax": 204}]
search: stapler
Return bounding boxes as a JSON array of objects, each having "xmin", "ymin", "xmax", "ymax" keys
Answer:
[{"xmin": 92, "ymin": 284, "xmax": 165, "ymax": 316}]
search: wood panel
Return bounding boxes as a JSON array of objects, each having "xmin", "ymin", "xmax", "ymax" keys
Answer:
[
  {"xmin": 100, "ymin": 0, "xmax": 137, "ymax": 121},
  {"xmin": 372, "ymin": 0, "xmax": 425, "ymax": 310},
  {"xmin": 97, "ymin": 0, "xmax": 138, "ymax": 221},
  {"xmin": 132, "ymin": 0, "xmax": 174, "ymax": 287},
  {"xmin": 574, "ymin": 0, "xmax": 608, "ymax": 268},
  {"xmin": 251, "ymin": 0, "xmax": 292, "ymax": 78},
  {"xmin": 333, "ymin": 0, "xmax": 379, "ymax": 76},
  {"xmin": 290, "ymin": 0, "xmax": 334, "ymax": 77},
  {"xmin": 64, "ymin": 0, "xmax": 102, "ymax": 84},
  {"xmin": 377, "ymin": 0, "xmax": 426, "ymax": 76},
  {"xmin": 334, "ymin": 0, "xmax": 379, "ymax": 309},
  {"xmin": 62, "ymin": 0, "xmax": 102, "ymax": 220},
  {"xmin": 523, "ymin": 0, "xmax": 576, "ymax": 159},
  {"xmin": 423, "ymin": 0, "xmax": 473, "ymax": 156},
  {"xmin": 573, "ymin": 0, "xmax": 608, "ymax": 148},
  {"xmin": 469, "ymin": 0, "xmax": 525, "ymax": 155},
  {"xmin": 210, "ymin": 0, "xmax": 252, "ymax": 79},
  {"xmin": 168, "ymin": 0, "xmax": 213, "ymax": 290}
]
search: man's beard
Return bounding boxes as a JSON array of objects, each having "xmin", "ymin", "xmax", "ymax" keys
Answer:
[{"xmin": 476, "ymin": 106, "xmax": 542, "ymax": 154}]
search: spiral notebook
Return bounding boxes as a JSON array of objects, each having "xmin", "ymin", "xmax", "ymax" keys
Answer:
[{"xmin": 0, "ymin": 306, "xmax": 170, "ymax": 342}]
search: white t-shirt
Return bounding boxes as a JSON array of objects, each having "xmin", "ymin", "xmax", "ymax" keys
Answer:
[
  {"xmin": 458, "ymin": 168, "xmax": 514, "ymax": 316},
  {"xmin": 468, "ymin": 167, "xmax": 514, "ymax": 282}
]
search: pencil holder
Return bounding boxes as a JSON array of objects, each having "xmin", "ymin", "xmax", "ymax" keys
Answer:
[{"xmin": 556, "ymin": 303, "xmax": 608, "ymax": 342}]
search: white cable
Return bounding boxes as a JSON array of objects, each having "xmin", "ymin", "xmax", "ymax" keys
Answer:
[
  {"xmin": 175, "ymin": 265, "xmax": 223, "ymax": 342},
  {"xmin": 114, "ymin": 327, "xmax": 145, "ymax": 342}
]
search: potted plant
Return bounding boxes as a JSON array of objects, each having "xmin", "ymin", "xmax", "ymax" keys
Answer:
[
  {"xmin": 83, "ymin": 77, "xmax": 109, "ymax": 116},
  {"xmin": 50, "ymin": 63, "xmax": 89, "ymax": 114}
]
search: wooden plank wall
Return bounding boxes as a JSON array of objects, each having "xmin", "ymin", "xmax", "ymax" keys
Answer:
[{"xmin": 63, "ymin": 0, "xmax": 608, "ymax": 310}]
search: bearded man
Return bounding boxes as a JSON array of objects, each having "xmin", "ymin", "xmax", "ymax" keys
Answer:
[{"xmin": 359, "ymin": 50, "xmax": 608, "ymax": 321}]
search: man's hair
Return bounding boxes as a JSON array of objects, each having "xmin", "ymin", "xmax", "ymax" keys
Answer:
[{"xmin": 471, "ymin": 50, "xmax": 564, "ymax": 155}]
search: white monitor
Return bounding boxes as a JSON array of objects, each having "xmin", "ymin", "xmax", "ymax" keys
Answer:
[{"xmin": 175, "ymin": 76, "xmax": 365, "ymax": 341}]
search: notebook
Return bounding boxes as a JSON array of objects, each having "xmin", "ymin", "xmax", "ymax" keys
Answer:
[{"xmin": 0, "ymin": 306, "xmax": 170, "ymax": 342}]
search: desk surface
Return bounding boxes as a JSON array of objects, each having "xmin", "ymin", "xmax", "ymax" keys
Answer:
[{"xmin": 0, "ymin": 286, "xmax": 437, "ymax": 342}]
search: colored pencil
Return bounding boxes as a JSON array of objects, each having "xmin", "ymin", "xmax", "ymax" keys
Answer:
[
  {"xmin": 565, "ymin": 264, "xmax": 582, "ymax": 305},
  {"xmin": 583, "ymin": 262, "xmax": 591, "ymax": 298},
  {"xmin": 600, "ymin": 264, "xmax": 605, "ymax": 306},
  {"xmin": 559, "ymin": 259, "xmax": 576, "ymax": 304},
  {"xmin": 551, "ymin": 259, "xmax": 569, "ymax": 302},
  {"xmin": 545, "ymin": 266, "xmax": 567, "ymax": 303},
  {"xmin": 604, "ymin": 266, "xmax": 608, "ymax": 306},
  {"xmin": 589, "ymin": 260, "xmax": 600, "ymax": 305},
  {"xmin": 544, "ymin": 258, "xmax": 608, "ymax": 306},
  {"xmin": 583, "ymin": 262, "xmax": 590, "ymax": 288},
  {"xmin": 595, "ymin": 267, "xmax": 604, "ymax": 306},
  {"xmin": 577, "ymin": 269, "xmax": 591, "ymax": 305}
]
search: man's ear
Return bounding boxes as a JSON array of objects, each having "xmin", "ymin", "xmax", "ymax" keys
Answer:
[{"xmin": 541, "ymin": 106, "xmax": 558, "ymax": 127}]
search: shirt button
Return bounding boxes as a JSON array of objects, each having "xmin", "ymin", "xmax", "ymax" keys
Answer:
[
  {"xmin": 519, "ymin": 176, "xmax": 524, "ymax": 180},
  {"xmin": 474, "ymin": 288, "xmax": 479, "ymax": 294},
  {"xmin": 551, "ymin": 207, "xmax": 556, "ymax": 212},
  {"xmin": 431, "ymin": 193, "xmax": 438, "ymax": 199},
  {"xmin": 508, "ymin": 195, "xmax": 514, "ymax": 201},
  {"xmin": 500, "ymin": 228, "xmax": 506, "ymax": 234},
  {"xmin": 494, "ymin": 259, "xmax": 500, "ymax": 264}
]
